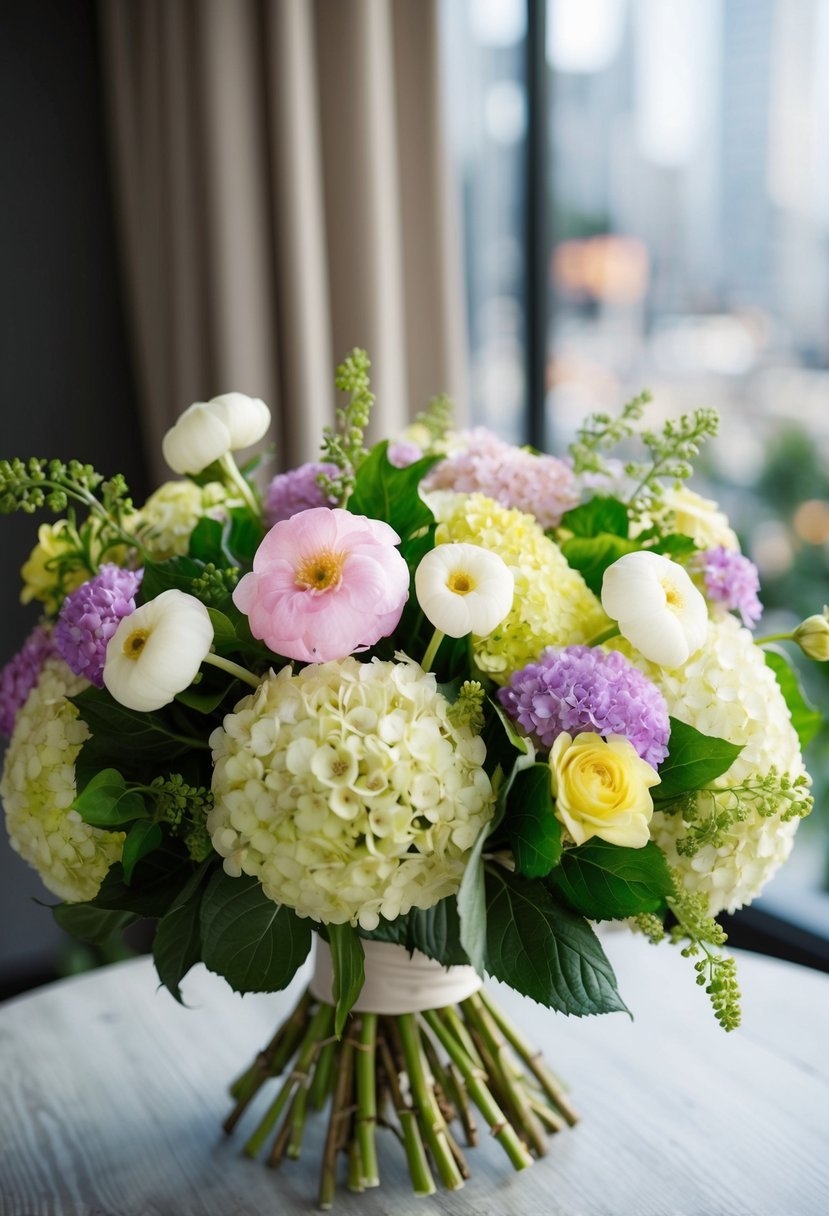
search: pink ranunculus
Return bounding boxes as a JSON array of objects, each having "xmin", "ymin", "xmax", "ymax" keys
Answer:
[{"xmin": 233, "ymin": 507, "xmax": 410, "ymax": 663}]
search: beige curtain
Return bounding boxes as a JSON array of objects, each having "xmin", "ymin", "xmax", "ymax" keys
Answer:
[{"xmin": 99, "ymin": 0, "xmax": 466, "ymax": 483}]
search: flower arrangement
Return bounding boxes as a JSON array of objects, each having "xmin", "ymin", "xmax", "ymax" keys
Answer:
[{"xmin": 1, "ymin": 353, "xmax": 824, "ymax": 1206}]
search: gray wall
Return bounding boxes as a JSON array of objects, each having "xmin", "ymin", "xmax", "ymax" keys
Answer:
[{"xmin": 0, "ymin": 0, "xmax": 147, "ymax": 994}]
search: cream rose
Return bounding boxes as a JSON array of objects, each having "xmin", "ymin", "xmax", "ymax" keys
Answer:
[
  {"xmin": 550, "ymin": 732, "xmax": 660, "ymax": 849},
  {"xmin": 661, "ymin": 487, "xmax": 739, "ymax": 551}
]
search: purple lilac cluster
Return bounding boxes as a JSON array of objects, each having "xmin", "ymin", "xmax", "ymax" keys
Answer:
[
  {"xmin": 265, "ymin": 462, "xmax": 339, "ymax": 527},
  {"xmin": 424, "ymin": 427, "xmax": 579, "ymax": 529},
  {"xmin": 694, "ymin": 546, "xmax": 762, "ymax": 628},
  {"xmin": 498, "ymin": 645, "xmax": 670, "ymax": 770},
  {"xmin": 0, "ymin": 625, "xmax": 57, "ymax": 736},
  {"xmin": 54, "ymin": 564, "xmax": 143, "ymax": 688}
]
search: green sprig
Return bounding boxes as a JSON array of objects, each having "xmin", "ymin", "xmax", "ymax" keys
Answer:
[
  {"xmin": 568, "ymin": 391, "xmax": 652, "ymax": 478},
  {"xmin": 150, "ymin": 774, "xmax": 214, "ymax": 862},
  {"xmin": 447, "ymin": 681, "xmax": 486, "ymax": 734},
  {"xmin": 668, "ymin": 876, "xmax": 741, "ymax": 1031},
  {"xmin": 625, "ymin": 408, "xmax": 719, "ymax": 517},
  {"xmin": 674, "ymin": 769, "xmax": 813, "ymax": 857},
  {"xmin": 190, "ymin": 563, "xmax": 240, "ymax": 606},
  {"xmin": 318, "ymin": 349, "xmax": 375, "ymax": 506},
  {"xmin": 413, "ymin": 393, "xmax": 454, "ymax": 445}
]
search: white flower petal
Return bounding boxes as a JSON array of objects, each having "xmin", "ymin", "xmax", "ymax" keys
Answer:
[
  {"xmin": 103, "ymin": 589, "xmax": 214, "ymax": 712},
  {"xmin": 207, "ymin": 393, "xmax": 271, "ymax": 449},
  {"xmin": 415, "ymin": 543, "xmax": 514, "ymax": 638},
  {"xmin": 161, "ymin": 403, "xmax": 231, "ymax": 475},
  {"xmin": 602, "ymin": 551, "xmax": 707, "ymax": 670}
]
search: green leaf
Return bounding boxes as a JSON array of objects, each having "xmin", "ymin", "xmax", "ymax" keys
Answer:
[
  {"xmin": 70, "ymin": 686, "xmax": 208, "ymax": 770},
  {"xmin": 647, "ymin": 533, "xmax": 697, "ymax": 560},
  {"xmin": 89, "ymin": 848, "xmax": 196, "ymax": 918},
  {"xmin": 506, "ymin": 762, "xmax": 562, "ymax": 878},
  {"xmin": 225, "ymin": 507, "xmax": 264, "ymax": 564},
  {"xmin": 122, "ymin": 821, "xmax": 163, "ymax": 883},
  {"xmin": 656, "ymin": 717, "xmax": 742, "ymax": 801},
  {"xmin": 188, "ymin": 517, "xmax": 234, "ymax": 566},
  {"xmin": 765, "ymin": 648, "xmax": 822, "ymax": 752},
  {"xmin": 549, "ymin": 840, "xmax": 673, "ymax": 920},
  {"xmin": 71, "ymin": 767, "xmax": 148, "ymax": 827},
  {"xmin": 140, "ymin": 556, "xmax": 205, "ymax": 602},
  {"xmin": 206, "ymin": 607, "xmax": 239, "ymax": 651},
  {"xmin": 364, "ymin": 898, "xmax": 469, "ymax": 967},
  {"xmin": 174, "ymin": 681, "xmax": 231, "ymax": 713},
  {"xmin": 560, "ymin": 534, "xmax": 638, "ymax": 597},
  {"xmin": 52, "ymin": 903, "xmax": 136, "ymax": 945},
  {"xmin": 152, "ymin": 865, "xmax": 209, "ymax": 1002},
  {"xmin": 348, "ymin": 441, "xmax": 441, "ymax": 540},
  {"xmin": 327, "ymin": 922, "xmax": 366, "ymax": 1037},
  {"xmin": 481, "ymin": 696, "xmax": 531, "ymax": 782},
  {"xmin": 484, "ymin": 867, "xmax": 628, "ymax": 1016},
  {"xmin": 559, "ymin": 496, "xmax": 630, "ymax": 539},
  {"xmin": 200, "ymin": 871, "xmax": 312, "ymax": 993}
]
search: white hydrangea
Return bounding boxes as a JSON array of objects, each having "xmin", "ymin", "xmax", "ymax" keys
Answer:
[
  {"xmin": 135, "ymin": 479, "xmax": 241, "ymax": 559},
  {"xmin": 0, "ymin": 659, "xmax": 124, "ymax": 902},
  {"xmin": 614, "ymin": 616, "xmax": 806, "ymax": 915},
  {"xmin": 208, "ymin": 656, "xmax": 495, "ymax": 930}
]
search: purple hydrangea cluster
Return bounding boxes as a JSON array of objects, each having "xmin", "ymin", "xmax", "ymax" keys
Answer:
[
  {"xmin": 0, "ymin": 625, "xmax": 56, "ymax": 737},
  {"xmin": 694, "ymin": 546, "xmax": 762, "ymax": 628},
  {"xmin": 498, "ymin": 645, "xmax": 670, "ymax": 770},
  {"xmin": 265, "ymin": 462, "xmax": 339, "ymax": 527},
  {"xmin": 424, "ymin": 427, "xmax": 579, "ymax": 529},
  {"xmin": 54, "ymin": 564, "xmax": 143, "ymax": 688},
  {"xmin": 387, "ymin": 440, "xmax": 423, "ymax": 469}
]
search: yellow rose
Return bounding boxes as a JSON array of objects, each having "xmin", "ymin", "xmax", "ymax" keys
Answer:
[
  {"xmin": 661, "ymin": 487, "xmax": 739, "ymax": 551},
  {"xmin": 549, "ymin": 732, "xmax": 660, "ymax": 849}
]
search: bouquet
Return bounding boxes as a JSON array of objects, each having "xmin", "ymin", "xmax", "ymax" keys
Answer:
[{"xmin": 1, "ymin": 350, "xmax": 824, "ymax": 1206}]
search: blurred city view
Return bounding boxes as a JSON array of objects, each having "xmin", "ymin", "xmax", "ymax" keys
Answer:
[{"xmin": 443, "ymin": 0, "xmax": 829, "ymax": 925}]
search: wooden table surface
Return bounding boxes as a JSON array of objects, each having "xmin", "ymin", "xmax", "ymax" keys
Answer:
[{"xmin": 1, "ymin": 933, "xmax": 828, "ymax": 1216}]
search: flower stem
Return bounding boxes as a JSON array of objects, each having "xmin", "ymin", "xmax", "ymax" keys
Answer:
[
  {"xmin": 377, "ymin": 1031, "xmax": 436, "ymax": 1197},
  {"xmin": 754, "ymin": 631, "xmax": 793, "ymax": 647},
  {"xmin": 203, "ymin": 651, "xmax": 262, "ymax": 689},
  {"xmin": 397, "ymin": 1013, "xmax": 465, "ymax": 1190},
  {"xmin": 421, "ymin": 628, "xmax": 446, "ymax": 673},
  {"xmin": 355, "ymin": 1013, "xmax": 380, "ymax": 1187},
  {"xmin": 218, "ymin": 452, "xmax": 260, "ymax": 517},
  {"xmin": 584, "ymin": 623, "xmax": 620, "ymax": 647}
]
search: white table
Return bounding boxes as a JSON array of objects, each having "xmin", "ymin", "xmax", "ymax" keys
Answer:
[{"xmin": 1, "ymin": 934, "xmax": 828, "ymax": 1215}]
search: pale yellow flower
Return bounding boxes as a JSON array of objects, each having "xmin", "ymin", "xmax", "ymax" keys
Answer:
[
  {"xmin": 135, "ymin": 479, "xmax": 241, "ymax": 559},
  {"xmin": 20, "ymin": 521, "xmax": 87, "ymax": 613},
  {"xmin": 550, "ymin": 731, "xmax": 660, "ymax": 849},
  {"xmin": 660, "ymin": 487, "xmax": 739, "ymax": 551}
]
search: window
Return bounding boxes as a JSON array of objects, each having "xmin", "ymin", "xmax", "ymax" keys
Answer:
[{"xmin": 443, "ymin": 0, "xmax": 829, "ymax": 943}]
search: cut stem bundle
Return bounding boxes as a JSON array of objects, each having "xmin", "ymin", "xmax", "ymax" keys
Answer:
[{"xmin": 224, "ymin": 986, "xmax": 576, "ymax": 1206}]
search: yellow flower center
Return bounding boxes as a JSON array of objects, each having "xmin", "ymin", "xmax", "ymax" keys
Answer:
[
  {"xmin": 123, "ymin": 629, "xmax": 149, "ymax": 660},
  {"xmin": 447, "ymin": 570, "xmax": 476, "ymax": 596},
  {"xmin": 296, "ymin": 549, "xmax": 345, "ymax": 592},
  {"xmin": 662, "ymin": 580, "xmax": 683, "ymax": 610}
]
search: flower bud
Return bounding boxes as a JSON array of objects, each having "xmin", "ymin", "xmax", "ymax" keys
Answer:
[{"xmin": 793, "ymin": 608, "xmax": 829, "ymax": 661}]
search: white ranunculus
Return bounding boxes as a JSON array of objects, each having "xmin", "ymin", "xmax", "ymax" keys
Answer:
[
  {"xmin": 601, "ymin": 551, "xmax": 708, "ymax": 669},
  {"xmin": 415, "ymin": 543, "xmax": 514, "ymax": 638},
  {"xmin": 103, "ymin": 589, "xmax": 214, "ymax": 711},
  {"xmin": 161, "ymin": 393, "xmax": 271, "ymax": 475}
]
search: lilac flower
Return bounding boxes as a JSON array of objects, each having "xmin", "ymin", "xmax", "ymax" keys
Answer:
[
  {"xmin": 387, "ymin": 440, "xmax": 423, "ymax": 469},
  {"xmin": 0, "ymin": 625, "xmax": 56, "ymax": 736},
  {"xmin": 694, "ymin": 546, "xmax": 762, "ymax": 628},
  {"xmin": 264, "ymin": 462, "xmax": 338, "ymax": 527},
  {"xmin": 424, "ymin": 427, "xmax": 579, "ymax": 529},
  {"xmin": 54, "ymin": 565, "xmax": 143, "ymax": 688},
  {"xmin": 498, "ymin": 645, "xmax": 670, "ymax": 770}
]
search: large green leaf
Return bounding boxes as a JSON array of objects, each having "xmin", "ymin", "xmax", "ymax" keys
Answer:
[
  {"xmin": 121, "ymin": 821, "xmax": 163, "ymax": 883},
  {"xmin": 152, "ymin": 865, "xmax": 209, "ymax": 1002},
  {"xmin": 88, "ymin": 849, "xmax": 196, "ymax": 918},
  {"xmin": 71, "ymin": 687, "xmax": 207, "ymax": 771},
  {"xmin": 560, "ymin": 534, "xmax": 638, "ymax": 597},
  {"xmin": 364, "ymin": 898, "xmax": 469, "ymax": 967},
  {"xmin": 52, "ymin": 903, "xmax": 137, "ymax": 945},
  {"xmin": 506, "ymin": 762, "xmax": 562, "ymax": 878},
  {"xmin": 484, "ymin": 867, "xmax": 628, "ymax": 1016},
  {"xmin": 559, "ymin": 496, "xmax": 630, "ymax": 539},
  {"xmin": 549, "ymin": 840, "xmax": 672, "ymax": 921},
  {"xmin": 457, "ymin": 818, "xmax": 490, "ymax": 976},
  {"xmin": 765, "ymin": 648, "xmax": 822, "ymax": 752},
  {"xmin": 200, "ymin": 871, "xmax": 312, "ymax": 993},
  {"xmin": 71, "ymin": 768, "xmax": 148, "ymax": 828},
  {"xmin": 139, "ymin": 556, "xmax": 205, "ymax": 602},
  {"xmin": 655, "ymin": 718, "xmax": 742, "ymax": 801},
  {"xmin": 327, "ymin": 922, "xmax": 366, "ymax": 1037},
  {"xmin": 348, "ymin": 441, "xmax": 441, "ymax": 540}
]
